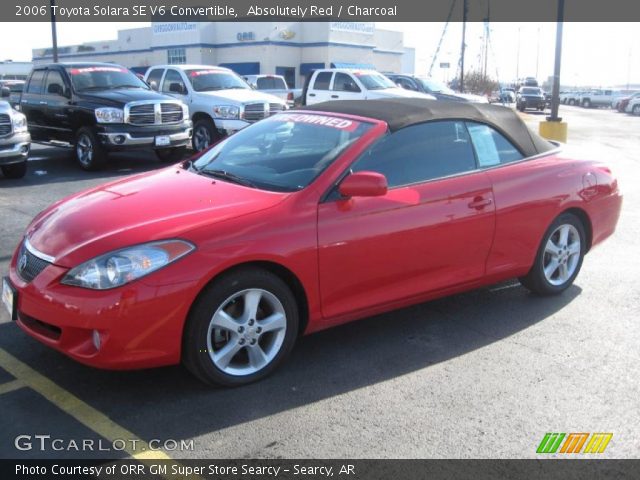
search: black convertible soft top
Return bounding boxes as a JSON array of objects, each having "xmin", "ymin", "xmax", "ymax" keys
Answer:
[{"xmin": 301, "ymin": 98, "xmax": 555, "ymax": 158}]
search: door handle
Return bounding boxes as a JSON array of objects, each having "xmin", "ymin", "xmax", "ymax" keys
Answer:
[
  {"xmin": 331, "ymin": 95, "xmax": 339, "ymax": 99},
  {"xmin": 468, "ymin": 197, "xmax": 493, "ymax": 210},
  {"xmin": 39, "ymin": 101, "xmax": 48, "ymax": 105},
  {"xmin": 309, "ymin": 93, "xmax": 316, "ymax": 97}
]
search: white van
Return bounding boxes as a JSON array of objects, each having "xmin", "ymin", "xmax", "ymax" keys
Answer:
[{"xmin": 303, "ymin": 69, "xmax": 434, "ymax": 105}]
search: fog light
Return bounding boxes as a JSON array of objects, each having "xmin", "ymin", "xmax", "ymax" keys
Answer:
[
  {"xmin": 92, "ymin": 330, "xmax": 101, "ymax": 351},
  {"xmin": 20, "ymin": 145, "xmax": 29, "ymax": 153},
  {"xmin": 114, "ymin": 135, "xmax": 126, "ymax": 145}
]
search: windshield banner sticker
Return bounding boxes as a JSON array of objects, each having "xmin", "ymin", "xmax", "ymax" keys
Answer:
[{"xmin": 272, "ymin": 114, "xmax": 360, "ymax": 131}]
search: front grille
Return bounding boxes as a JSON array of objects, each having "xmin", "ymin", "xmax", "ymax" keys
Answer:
[
  {"xmin": 0, "ymin": 113, "xmax": 11, "ymax": 137},
  {"xmin": 161, "ymin": 103, "xmax": 183, "ymax": 123},
  {"xmin": 243, "ymin": 103, "xmax": 267, "ymax": 122},
  {"xmin": 128, "ymin": 103, "xmax": 156, "ymax": 125},
  {"xmin": 269, "ymin": 103, "xmax": 285, "ymax": 116},
  {"xmin": 17, "ymin": 244, "xmax": 51, "ymax": 283}
]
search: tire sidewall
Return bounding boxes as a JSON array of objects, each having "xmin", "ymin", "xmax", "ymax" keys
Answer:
[
  {"xmin": 192, "ymin": 118, "xmax": 220, "ymax": 152},
  {"xmin": 184, "ymin": 269, "xmax": 299, "ymax": 386},
  {"xmin": 75, "ymin": 127, "xmax": 106, "ymax": 171},
  {"xmin": 1, "ymin": 161, "xmax": 27, "ymax": 179}
]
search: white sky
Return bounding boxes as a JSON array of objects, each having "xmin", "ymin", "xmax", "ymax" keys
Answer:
[{"xmin": 0, "ymin": 22, "xmax": 638, "ymax": 87}]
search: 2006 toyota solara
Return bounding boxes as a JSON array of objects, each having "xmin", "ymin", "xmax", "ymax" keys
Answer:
[{"xmin": 3, "ymin": 98, "xmax": 622, "ymax": 386}]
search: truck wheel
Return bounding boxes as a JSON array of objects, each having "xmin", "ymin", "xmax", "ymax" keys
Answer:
[
  {"xmin": 192, "ymin": 118, "xmax": 220, "ymax": 152},
  {"xmin": 155, "ymin": 146, "xmax": 187, "ymax": 163},
  {"xmin": 568, "ymin": 99, "xmax": 575, "ymax": 105},
  {"xmin": 1, "ymin": 161, "xmax": 27, "ymax": 179},
  {"xmin": 633, "ymin": 105, "xmax": 640, "ymax": 116},
  {"xmin": 582, "ymin": 99, "xmax": 591, "ymax": 108},
  {"xmin": 75, "ymin": 127, "xmax": 107, "ymax": 171}
]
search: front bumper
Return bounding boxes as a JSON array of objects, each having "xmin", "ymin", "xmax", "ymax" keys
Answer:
[
  {"xmin": 96, "ymin": 121, "xmax": 193, "ymax": 150},
  {"xmin": 213, "ymin": 118, "xmax": 251, "ymax": 136},
  {"xmin": 0, "ymin": 132, "xmax": 30, "ymax": 165},
  {"xmin": 519, "ymin": 97, "xmax": 546, "ymax": 109}
]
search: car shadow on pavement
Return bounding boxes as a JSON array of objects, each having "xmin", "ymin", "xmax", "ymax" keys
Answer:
[{"xmin": 0, "ymin": 280, "xmax": 582, "ymax": 451}]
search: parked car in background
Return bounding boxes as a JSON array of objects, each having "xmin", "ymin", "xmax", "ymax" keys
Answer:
[
  {"xmin": 626, "ymin": 95, "xmax": 640, "ymax": 116},
  {"xmin": 614, "ymin": 92, "xmax": 640, "ymax": 112},
  {"xmin": 4, "ymin": 98, "xmax": 621, "ymax": 386},
  {"xmin": 0, "ymin": 94, "xmax": 30, "ymax": 179},
  {"xmin": 146, "ymin": 65, "xmax": 287, "ymax": 152},
  {"xmin": 578, "ymin": 89, "xmax": 619, "ymax": 108},
  {"xmin": 302, "ymin": 69, "xmax": 434, "ymax": 106},
  {"xmin": 386, "ymin": 74, "xmax": 488, "ymax": 103},
  {"xmin": 516, "ymin": 86, "xmax": 546, "ymax": 111},
  {"xmin": 0, "ymin": 80, "xmax": 25, "ymax": 109},
  {"xmin": 564, "ymin": 91, "xmax": 585, "ymax": 106},
  {"xmin": 20, "ymin": 63, "xmax": 193, "ymax": 170},
  {"xmin": 523, "ymin": 77, "xmax": 539, "ymax": 87},
  {"xmin": 243, "ymin": 74, "xmax": 302, "ymax": 108}
]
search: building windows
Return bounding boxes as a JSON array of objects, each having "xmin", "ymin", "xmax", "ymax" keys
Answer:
[{"xmin": 167, "ymin": 48, "xmax": 186, "ymax": 65}]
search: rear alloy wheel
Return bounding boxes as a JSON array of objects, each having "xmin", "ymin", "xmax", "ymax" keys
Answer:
[
  {"xmin": 582, "ymin": 99, "xmax": 591, "ymax": 108},
  {"xmin": 1, "ymin": 161, "xmax": 27, "ymax": 179},
  {"xmin": 520, "ymin": 213, "xmax": 586, "ymax": 295},
  {"xmin": 183, "ymin": 268, "xmax": 299, "ymax": 386},
  {"xmin": 155, "ymin": 146, "xmax": 187, "ymax": 163},
  {"xmin": 192, "ymin": 118, "xmax": 221, "ymax": 152},
  {"xmin": 75, "ymin": 127, "xmax": 107, "ymax": 171}
]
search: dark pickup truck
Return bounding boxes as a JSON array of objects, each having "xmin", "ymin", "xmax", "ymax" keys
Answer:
[{"xmin": 19, "ymin": 63, "xmax": 193, "ymax": 170}]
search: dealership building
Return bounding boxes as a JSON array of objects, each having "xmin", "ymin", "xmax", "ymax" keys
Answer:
[{"xmin": 32, "ymin": 22, "xmax": 415, "ymax": 88}]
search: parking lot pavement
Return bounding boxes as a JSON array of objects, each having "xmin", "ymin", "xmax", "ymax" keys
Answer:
[{"xmin": 0, "ymin": 106, "xmax": 639, "ymax": 460}]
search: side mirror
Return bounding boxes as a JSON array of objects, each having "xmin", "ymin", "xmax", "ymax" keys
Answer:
[
  {"xmin": 338, "ymin": 171, "xmax": 388, "ymax": 198},
  {"xmin": 0, "ymin": 87, "xmax": 10, "ymax": 98},
  {"xmin": 48, "ymin": 83, "xmax": 63, "ymax": 95},
  {"xmin": 169, "ymin": 82, "xmax": 185, "ymax": 94},
  {"xmin": 149, "ymin": 80, "xmax": 158, "ymax": 91}
]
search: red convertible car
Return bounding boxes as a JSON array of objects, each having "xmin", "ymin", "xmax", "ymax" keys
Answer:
[{"xmin": 3, "ymin": 99, "xmax": 622, "ymax": 385}]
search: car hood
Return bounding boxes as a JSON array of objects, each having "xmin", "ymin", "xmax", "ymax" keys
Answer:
[
  {"xmin": 366, "ymin": 88, "xmax": 435, "ymax": 100},
  {"xmin": 77, "ymin": 88, "xmax": 173, "ymax": 107},
  {"xmin": 0, "ymin": 100, "xmax": 13, "ymax": 114},
  {"xmin": 195, "ymin": 88, "xmax": 285, "ymax": 105},
  {"xmin": 25, "ymin": 167, "xmax": 288, "ymax": 267}
]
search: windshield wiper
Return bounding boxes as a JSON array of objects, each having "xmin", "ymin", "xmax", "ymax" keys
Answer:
[{"xmin": 199, "ymin": 169, "xmax": 257, "ymax": 188}]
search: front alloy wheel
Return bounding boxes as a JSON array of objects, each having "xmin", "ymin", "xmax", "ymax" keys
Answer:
[
  {"xmin": 75, "ymin": 127, "xmax": 107, "ymax": 171},
  {"xmin": 520, "ymin": 213, "xmax": 586, "ymax": 295},
  {"xmin": 183, "ymin": 268, "xmax": 299, "ymax": 386}
]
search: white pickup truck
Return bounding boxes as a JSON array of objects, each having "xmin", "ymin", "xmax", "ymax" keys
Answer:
[
  {"xmin": 243, "ymin": 74, "xmax": 302, "ymax": 108},
  {"xmin": 577, "ymin": 89, "xmax": 620, "ymax": 108},
  {"xmin": 145, "ymin": 65, "xmax": 287, "ymax": 151},
  {"xmin": 0, "ymin": 95, "xmax": 30, "ymax": 179},
  {"xmin": 302, "ymin": 69, "xmax": 435, "ymax": 105}
]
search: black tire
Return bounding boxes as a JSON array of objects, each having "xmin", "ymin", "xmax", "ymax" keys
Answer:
[
  {"xmin": 582, "ymin": 99, "xmax": 591, "ymax": 108},
  {"xmin": 568, "ymin": 99, "xmax": 575, "ymax": 106},
  {"xmin": 192, "ymin": 118, "xmax": 221, "ymax": 152},
  {"xmin": 1, "ymin": 161, "xmax": 27, "ymax": 179},
  {"xmin": 182, "ymin": 268, "xmax": 299, "ymax": 386},
  {"xmin": 519, "ymin": 213, "xmax": 586, "ymax": 296},
  {"xmin": 155, "ymin": 146, "xmax": 187, "ymax": 163},
  {"xmin": 75, "ymin": 127, "xmax": 107, "ymax": 171}
]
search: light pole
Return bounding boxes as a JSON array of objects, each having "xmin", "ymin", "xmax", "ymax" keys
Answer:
[{"xmin": 50, "ymin": 0, "xmax": 59, "ymax": 63}]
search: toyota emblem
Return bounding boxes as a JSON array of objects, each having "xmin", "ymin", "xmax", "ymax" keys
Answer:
[{"xmin": 18, "ymin": 253, "xmax": 28, "ymax": 273}]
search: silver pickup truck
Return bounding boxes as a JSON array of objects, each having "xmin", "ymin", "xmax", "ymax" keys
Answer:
[
  {"xmin": 578, "ymin": 89, "xmax": 620, "ymax": 108},
  {"xmin": 0, "ymin": 92, "xmax": 30, "ymax": 179},
  {"xmin": 243, "ymin": 74, "xmax": 302, "ymax": 107}
]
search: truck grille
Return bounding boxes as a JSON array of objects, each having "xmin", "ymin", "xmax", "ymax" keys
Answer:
[
  {"xmin": 16, "ymin": 244, "xmax": 51, "ymax": 283},
  {"xmin": 269, "ymin": 103, "xmax": 285, "ymax": 115},
  {"xmin": 243, "ymin": 103, "xmax": 267, "ymax": 122},
  {"xmin": 127, "ymin": 102, "xmax": 184, "ymax": 125},
  {"xmin": 0, "ymin": 114, "xmax": 11, "ymax": 137}
]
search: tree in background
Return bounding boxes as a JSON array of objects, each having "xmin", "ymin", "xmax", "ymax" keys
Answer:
[{"xmin": 452, "ymin": 70, "xmax": 499, "ymax": 95}]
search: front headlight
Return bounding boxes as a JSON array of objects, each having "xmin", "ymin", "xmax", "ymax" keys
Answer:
[
  {"xmin": 61, "ymin": 239, "xmax": 195, "ymax": 290},
  {"xmin": 212, "ymin": 105, "xmax": 239, "ymax": 119},
  {"xmin": 11, "ymin": 113, "xmax": 27, "ymax": 133},
  {"xmin": 181, "ymin": 103, "xmax": 189, "ymax": 119},
  {"xmin": 95, "ymin": 107, "xmax": 124, "ymax": 124}
]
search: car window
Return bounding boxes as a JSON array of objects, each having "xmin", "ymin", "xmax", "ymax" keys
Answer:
[
  {"xmin": 26, "ymin": 70, "xmax": 45, "ymax": 94},
  {"xmin": 312, "ymin": 72, "xmax": 332, "ymax": 90},
  {"xmin": 332, "ymin": 73, "xmax": 361, "ymax": 92},
  {"xmin": 162, "ymin": 69, "xmax": 185, "ymax": 93},
  {"xmin": 256, "ymin": 77, "xmax": 287, "ymax": 90},
  {"xmin": 146, "ymin": 68, "xmax": 164, "ymax": 90},
  {"xmin": 44, "ymin": 70, "xmax": 65, "ymax": 96},
  {"xmin": 185, "ymin": 69, "xmax": 250, "ymax": 92},
  {"xmin": 466, "ymin": 122, "xmax": 523, "ymax": 167},
  {"xmin": 396, "ymin": 77, "xmax": 418, "ymax": 91},
  {"xmin": 352, "ymin": 121, "xmax": 477, "ymax": 188}
]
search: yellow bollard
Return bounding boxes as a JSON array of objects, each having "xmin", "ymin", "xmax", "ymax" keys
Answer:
[{"xmin": 539, "ymin": 120, "xmax": 568, "ymax": 143}]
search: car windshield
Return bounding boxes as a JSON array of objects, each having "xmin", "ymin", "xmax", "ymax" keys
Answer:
[
  {"xmin": 354, "ymin": 72, "xmax": 396, "ymax": 90},
  {"xmin": 256, "ymin": 76, "xmax": 287, "ymax": 90},
  {"xmin": 186, "ymin": 69, "xmax": 250, "ymax": 92},
  {"xmin": 521, "ymin": 87, "xmax": 542, "ymax": 95},
  {"xmin": 415, "ymin": 78, "xmax": 455, "ymax": 94},
  {"xmin": 191, "ymin": 113, "xmax": 373, "ymax": 192},
  {"xmin": 66, "ymin": 66, "xmax": 148, "ymax": 91}
]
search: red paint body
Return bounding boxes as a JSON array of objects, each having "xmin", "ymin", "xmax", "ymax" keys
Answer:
[{"xmin": 8, "ymin": 113, "xmax": 622, "ymax": 370}]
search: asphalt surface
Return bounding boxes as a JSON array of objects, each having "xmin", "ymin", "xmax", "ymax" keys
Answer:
[{"xmin": 0, "ymin": 105, "xmax": 638, "ymax": 460}]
